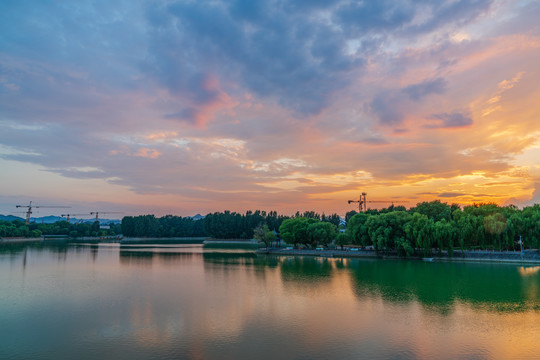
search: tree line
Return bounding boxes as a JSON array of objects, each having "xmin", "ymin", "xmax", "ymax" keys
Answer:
[
  {"xmin": 0, "ymin": 219, "xmax": 121, "ymax": 238},
  {"xmin": 3, "ymin": 202, "xmax": 539, "ymax": 256},
  {"xmin": 121, "ymin": 215, "xmax": 205, "ymax": 237},
  {"xmin": 122, "ymin": 210, "xmax": 341, "ymax": 239},
  {"xmin": 277, "ymin": 217, "xmax": 338, "ymax": 248},
  {"xmin": 1, "ymin": 210, "xmax": 341, "ymax": 239},
  {"xmin": 342, "ymin": 201, "xmax": 540, "ymax": 256}
]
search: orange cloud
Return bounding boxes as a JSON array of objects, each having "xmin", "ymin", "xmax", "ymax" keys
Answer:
[
  {"xmin": 134, "ymin": 148, "xmax": 161, "ymax": 159},
  {"xmin": 144, "ymin": 131, "xmax": 179, "ymax": 141}
]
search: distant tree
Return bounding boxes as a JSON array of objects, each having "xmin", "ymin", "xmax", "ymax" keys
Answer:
[
  {"xmin": 122, "ymin": 216, "xmax": 135, "ymax": 236},
  {"xmin": 322, "ymin": 213, "xmax": 341, "ymax": 227},
  {"xmin": 367, "ymin": 211, "xmax": 412, "ymax": 256},
  {"xmin": 346, "ymin": 213, "xmax": 371, "ymax": 247},
  {"xmin": 345, "ymin": 210, "xmax": 357, "ymax": 224},
  {"xmin": 266, "ymin": 229, "xmax": 277, "ymax": 247},
  {"xmin": 279, "ymin": 217, "xmax": 318, "ymax": 248},
  {"xmin": 265, "ymin": 210, "xmax": 288, "ymax": 232},
  {"xmin": 279, "ymin": 218, "xmax": 297, "ymax": 247},
  {"xmin": 307, "ymin": 221, "xmax": 337, "ymax": 247},
  {"xmin": 405, "ymin": 213, "xmax": 434, "ymax": 257},
  {"xmin": 253, "ymin": 223, "xmax": 276, "ymax": 247},
  {"xmin": 520, "ymin": 205, "xmax": 540, "ymax": 249},
  {"xmin": 411, "ymin": 200, "xmax": 452, "ymax": 222},
  {"xmin": 335, "ymin": 232, "xmax": 351, "ymax": 250},
  {"xmin": 433, "ymin": 219, "xmax": 456, "ymax": 256},
  {"xmin": 463, "ymin": 203, "xmax": 501, "ymax": 217},
  {"xmin": 450, "ymin": 203, "xmax": 461, "ymax": 213},
  {"xmin": 484, "ymin": 213, "xmax": 507, "ymax": 250},
  {"xmin": 91, "ymin": 221, "xmax": 101, "ymax": 237},
  {"xmin": 297, "ymin": 211, "xmax": 321, "ymax": 220},
  {"xmin": 453, "ymin": 210, "xmax": 474, "ymax": 250}
]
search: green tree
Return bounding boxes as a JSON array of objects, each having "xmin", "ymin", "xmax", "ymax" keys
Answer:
[
  {"xmin": 307, "ymin": 221, "xmax": 337, "ymax": 247},
  {"xmin": 433, "ymin": 219, "xmax": 456, "ymax": 256},
  {"xmin": 335, "ymin": 232, "xmax": 351, "ymax": 250},
  {"xmin": 411, "ymin": 200, "xmax": 452, "ymax": 222},
  {"xmin": 346, "ymin": 213, "xmax": 371, "ymax": 247},
  {"xmin": 345, "ymin": 210, "xmax": 357, "ymax": 224},
  {"xmin": 405, "ymin": 213, "xmax": 434, "ymax": 257},
  {"xmin": 296, "ymin": 218, "xmax": 319, "ymax": 248},
  {"xmin": 453, "ymin": 211, "xmax": 474, "ymax": 250},
  {"xmin": 366, "ymin": 211, "xmax": 412, "ymax": 256},
  {"xmin": 91, "ymin": 221, "xmax": 101, "ymax": 236},
  {"xmin": 279, "ymin": 218, "xmax": 297, "ymax": 247},
  {"xmin": 253, "ymin": 223, "xmax": 276, "ymax": 247},
  {"xmin": 279, "ymin": 217, "xmax": 318, "ymax": 248},
  {"xmin": 521, "ymin": 205, "xmax": 540, "ymax": 249},
  {"xmin": 321, "ymin": 213, "xmax": 341, "ymax": 226},
  {"xmin": 483, "ymin": 213, "xmax": 507, "ymax": 250}
]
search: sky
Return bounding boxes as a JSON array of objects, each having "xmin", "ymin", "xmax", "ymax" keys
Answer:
[{"xmin": 1, "ymin": 0, "xmax": 540, "ymax": 218}]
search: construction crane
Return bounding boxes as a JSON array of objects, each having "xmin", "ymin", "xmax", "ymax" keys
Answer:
[
  {"xmin": 90, "ymin": 211, "xmax": 123, "ymax": 221},
  {"xmin": 61, "ymin": 213, "xmax": 89, "ymax": 222},
  {"xmin": 348, "ymin": 192, "xmax": 408, "ymax": 212},
  {"xmin": 16, "ymin": 201, "xmax": 70, "ymax": 224}
]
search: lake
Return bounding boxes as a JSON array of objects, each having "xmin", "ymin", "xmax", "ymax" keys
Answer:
[{"xmin": 1, "ymin": 243, "xmax": 540, "ymax": 359}]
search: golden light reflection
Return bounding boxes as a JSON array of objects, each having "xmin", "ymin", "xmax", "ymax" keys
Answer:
[
  {"xmin": 518, "ymin": 266, "xmax": 540, "ymax": 276},
  {"xmin": 94, "ymin": 248, "xmax": 540, "ymax": 359}
]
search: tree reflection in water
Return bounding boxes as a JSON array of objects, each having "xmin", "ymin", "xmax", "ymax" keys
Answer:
[{"xmin": 347, "ymin": 259, "xmax": 540, "ymax": 312}]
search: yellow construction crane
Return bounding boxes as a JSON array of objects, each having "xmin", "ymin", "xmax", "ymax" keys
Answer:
[
  {"xmin": 90, "ymin": 211, "xmax": 123, "ymax": 221},
  {"xmin": 61, "ymin": 213, "xmax": 89, "ymax": 221},
  {"xmin": 16, "ymin": 201, "xmax": 70, "ymax": 224},
  {"xmin": 348, "ymin": 192, "xmax": 408, "ymax": 212}
]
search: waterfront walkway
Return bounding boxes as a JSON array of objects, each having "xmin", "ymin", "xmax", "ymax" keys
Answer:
[{"xmin": 258, "ymin": 247, "xmax": 540, "ymax": 264}]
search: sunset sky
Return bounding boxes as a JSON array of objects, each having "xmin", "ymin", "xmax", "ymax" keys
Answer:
[{"xmin": 1, "ymin": 0, "xmax": 539, "ymax": 218}]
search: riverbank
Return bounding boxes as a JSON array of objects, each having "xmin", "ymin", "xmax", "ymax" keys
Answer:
[
  {"xmin": 258, "ymin": 248, "xmax": 540, "ymax": 265},
  {"xmin": 0, "ymin": 237, "xmax": 42, "ymax": 244},
  {"xmin": 203, "ymin": 238, "xmax": 258, "ymax": 244},
  {"xmin": 0, "ymin": 235, "xmax": 122, "ymax": 245},
  {"xmin": 0, "ymin": 236, "xmax": 259, "ymax": 246},
  {"xmin": 120, "ymin": 237, "xmax": 261, "ymax": 245},
  {"xmin": 120, "ymin": 237, "xmax": 206, "ymax": 244}
]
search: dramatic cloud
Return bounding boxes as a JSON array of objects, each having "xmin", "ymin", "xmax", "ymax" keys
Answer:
[
  {"xmin": 403, "ymin": 78, "xmax": 448, "ymax": 101},
  {"xmin": 426, "ymin": 111, "xmax": 473, "ymax": 128},
  {"xmin": 370, "ymin": 77, "xmax": 448, "ymax": 125},
  {"xmin": 0, "ymin": 0, "xmax": 539, "ymax": 216}
]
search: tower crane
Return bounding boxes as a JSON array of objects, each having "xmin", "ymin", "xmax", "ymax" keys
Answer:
[
  {"xmin": 16, "ymin": 201, "xmax": 70, "ymax": 225},
  {"xmin": 90, "ymin": 211, "xmax": 123, "ymax": 221},
  {"xmin": 348, "ymin": 192, "xmax": 408, "ymax": 212},
  {"xmin": 61, "ymin": 213, "xmax": 89, "ymax": 222}
]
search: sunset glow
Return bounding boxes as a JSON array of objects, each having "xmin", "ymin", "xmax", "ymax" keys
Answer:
[{"xmin": 1, "ymin": 0, "xmax": 539, "ymax": 216}]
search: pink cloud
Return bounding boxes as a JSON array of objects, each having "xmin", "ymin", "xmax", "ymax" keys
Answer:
[{"xmin": 134, "ymin": 148, "xmax": 161, "ymax": 159}]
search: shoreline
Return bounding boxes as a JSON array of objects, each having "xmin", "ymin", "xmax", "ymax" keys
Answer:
[
  {"xmin": 0, "ymin": 236, "xmax": 242, "ymax": 245},
  {"xmin": 0, "ymin": 235, "xmax": 123, "ymax": 245},
  {"xmin": 0, "ymin": 237, "xmax": 43, "ymax": 244},
  {"xmin": 121, "ymin": 237, "xmax": 206, "ymax": 244},
  {"xmin": 3, "ymin": 238, "xmax": 540, "ymax": 265},
  {"xmin": 258, "ymin": 248, "xmax": 540, "ymax": 265}
]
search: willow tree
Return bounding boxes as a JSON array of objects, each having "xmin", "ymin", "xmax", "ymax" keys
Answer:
[
  {"xmin": 346, "ymin": 212, "xmax": 371, "ymax": 247},
  {"xmin": 366, "ymin": 211, "xmax": 412, "ymax": 256},
  {"xmin": 405, "ymin": 213, "xmax": 434, "ymax": 257}
]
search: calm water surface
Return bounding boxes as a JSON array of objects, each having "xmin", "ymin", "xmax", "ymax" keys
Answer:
[{"xmin": 1, "ymin": 243, "xmax": 540, "ymax": 359}]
